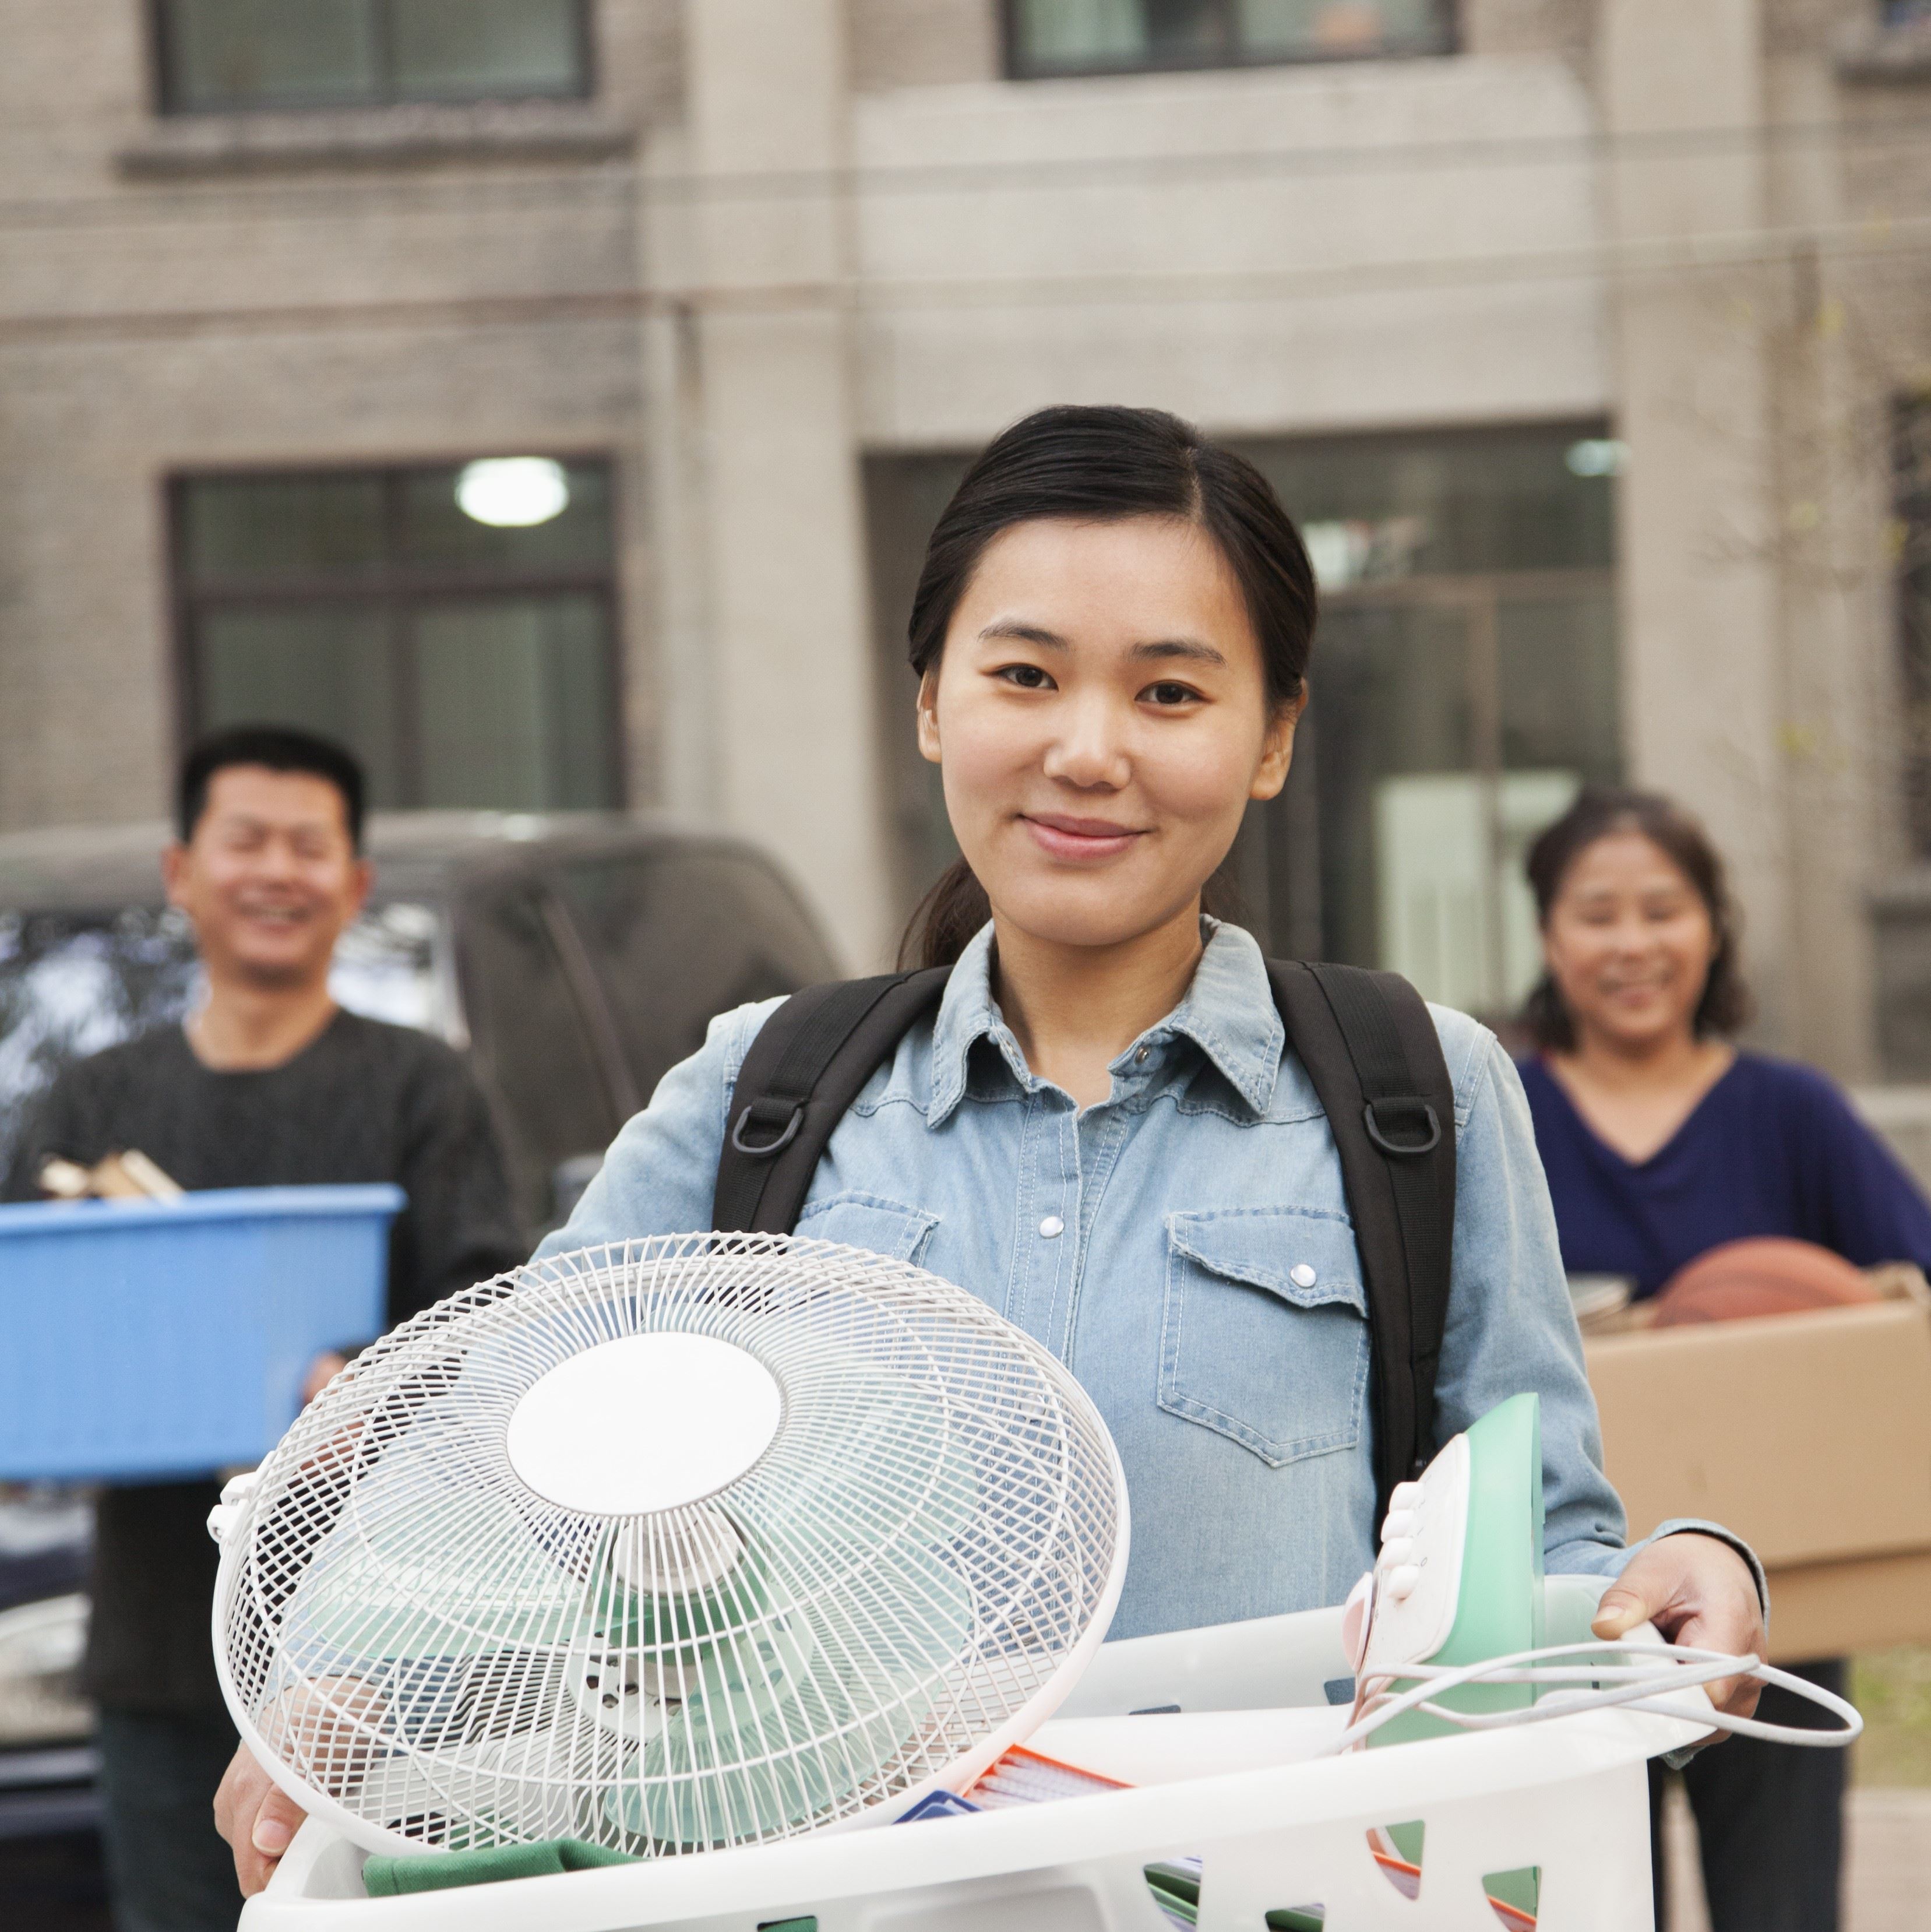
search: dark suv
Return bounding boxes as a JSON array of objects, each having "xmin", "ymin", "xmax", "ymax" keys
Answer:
[{"xmin": 0, "ymin": 811, "xmax": 837, "ymax": 1894}]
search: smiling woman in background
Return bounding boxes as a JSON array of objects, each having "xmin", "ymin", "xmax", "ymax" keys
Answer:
[{"xmin": 1517, "ymin": 786, "xmax": 1931, "ymax": 1932}]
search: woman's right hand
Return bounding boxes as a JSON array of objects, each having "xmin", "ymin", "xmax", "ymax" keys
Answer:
[{"xmin": 213, "ymin": 1744, "xmax": 309, "ymax": 1897}]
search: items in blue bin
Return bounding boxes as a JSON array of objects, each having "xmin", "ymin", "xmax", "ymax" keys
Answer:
[{"xmin": 37, "ymin": 1149, "xmax": 182, "ymax": 1201}]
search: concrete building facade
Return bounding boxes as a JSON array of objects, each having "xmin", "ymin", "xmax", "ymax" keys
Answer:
[{"xmin": 5, "ymin": 1, "xmax": 1931, "ymax": 1076}]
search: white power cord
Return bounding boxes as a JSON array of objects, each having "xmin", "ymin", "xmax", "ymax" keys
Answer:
[{"xmin": 1330, "ymin": 1640, "xmax": 1863, "ymax": 1755}]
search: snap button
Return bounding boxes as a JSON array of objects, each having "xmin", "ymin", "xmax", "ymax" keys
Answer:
[
  {"xmin": 1134, "ymin": 1045, "xmax": 1150, "ymax": 1064},
  {"xmin": 1038, "ymin": 1215, "xmax": 1065, "ymax": 1240},
  {"xmin": 1290, "ymin": 1262, "xmax": 1317, "ymax": 1289}
]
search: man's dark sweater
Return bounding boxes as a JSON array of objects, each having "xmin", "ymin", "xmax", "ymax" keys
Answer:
[{"xmin": 2, "ymin": 1011, "xmax": 526, "ymax": 1717}]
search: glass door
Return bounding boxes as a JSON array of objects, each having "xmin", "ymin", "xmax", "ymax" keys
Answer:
[{"xmin": 1262, "ymin": 572, "xmax": 1617, "ymax": 1023}]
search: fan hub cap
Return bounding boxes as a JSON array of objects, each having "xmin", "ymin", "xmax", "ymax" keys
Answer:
[{"xmin": 506, "ymin": 1331, "xmax": 782, "ymax": 1515}]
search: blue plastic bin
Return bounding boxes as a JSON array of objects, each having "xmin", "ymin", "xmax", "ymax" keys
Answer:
[{"xmin": 0, "ymin": 1185, "xmax": 404, "ymax": 1482}]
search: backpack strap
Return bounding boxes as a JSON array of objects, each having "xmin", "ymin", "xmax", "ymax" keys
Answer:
[
  {"xmin": 1266, "ymin": 960, "xmax": 1457, "ymax": 1515},
  {"xmin": 711, "ymin": 968, "xmax": 952, "ymax": 1236}
]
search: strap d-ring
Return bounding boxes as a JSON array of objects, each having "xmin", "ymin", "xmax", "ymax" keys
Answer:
[
  {"xmin": 1363, "ymin": 1098, "xmax": 1441, "ymax": 1157},
  {"xmin": 731, "ymin": 1101, "xmax": 804, "ymax": 1159}
]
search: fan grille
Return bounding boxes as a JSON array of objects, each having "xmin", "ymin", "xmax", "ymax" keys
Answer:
[{"xmin": 215, "ymin": 1235, "xmax": 1124, "ymax": 1857}]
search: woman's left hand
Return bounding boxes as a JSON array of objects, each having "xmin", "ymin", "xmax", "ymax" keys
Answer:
[{"xmin": 1591, "ymin": 1531, "xmax": 1765, "ymax": 1725}]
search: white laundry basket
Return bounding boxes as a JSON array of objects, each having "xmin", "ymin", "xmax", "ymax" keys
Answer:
[{"xmin": 238, "ymin": 1581, "xmax": 1705, "ymax": 1932}]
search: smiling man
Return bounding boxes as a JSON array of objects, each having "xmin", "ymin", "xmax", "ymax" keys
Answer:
[{"xmin": 3, "ymin": 726, "xmax": 522, "ymax": 1932}]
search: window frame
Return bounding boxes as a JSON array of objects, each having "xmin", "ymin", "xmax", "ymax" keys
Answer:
[
  {"xmin": 999, "ymin": 0, "xmax": 1459, "ymax": 82},
  {"xmin": 147, "ymin": 0, "xmax": 598, "ymax": 117},
  {"xmin": 166, "ymin": 454, "xmax": 628, "ymax": 814}
]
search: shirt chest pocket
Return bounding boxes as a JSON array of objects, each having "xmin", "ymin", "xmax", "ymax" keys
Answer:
[
  {"xmin": 794, "ymin": 1191, "xmax": 940, "ymax": 1267},
  {"xmin": 1159, "ymin": 1208, "xmax": 1370, "ymax": 1468}
]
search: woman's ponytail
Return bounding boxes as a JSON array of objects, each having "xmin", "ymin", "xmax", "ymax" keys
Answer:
[{"xmin": 898, "ymin": 858, "xmax": 992, "ymax": 970}]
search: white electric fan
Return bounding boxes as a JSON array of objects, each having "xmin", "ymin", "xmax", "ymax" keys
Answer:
[{"xmin": 209, "ymin": 1234, "xmax": 1128, "ymax": 1862}]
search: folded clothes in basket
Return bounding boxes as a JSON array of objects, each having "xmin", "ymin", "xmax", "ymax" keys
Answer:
[
  {"xmin": 358, "ymin": 1748, "xmax": 1133, "ymax": 1894},
  {"xmin": 362, "ymin": 1838, "xmax": 635, "ymax": 1896}
]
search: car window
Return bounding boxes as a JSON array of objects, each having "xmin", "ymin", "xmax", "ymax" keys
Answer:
[
  {"xmin": 327, "ymin": 900, "xmax": 446, "ymax": 1034},
  {"xmin": 0, "ymin": 902, "xmax": 447, "ymax": 1183},
  {"xmin": 454, "ymin": 883, "xmax": 618, "ymax": 1236},
  {"xmin": 0, "ymin": 909, "xmax": 200, "ymax": 1177},
  {"xmin": 554, "ymin": 851, "xmax": 835, "ymax": 1100}
]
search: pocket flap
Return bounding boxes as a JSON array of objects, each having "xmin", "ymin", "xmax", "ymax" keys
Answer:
[
  {"xmin": 795, "ymin": 1192, "xmax": 940, "ymax": 1266},
  {"xmin": 1166, "ymin": 1209, "xmax": 1366, "ymax": 1315}
]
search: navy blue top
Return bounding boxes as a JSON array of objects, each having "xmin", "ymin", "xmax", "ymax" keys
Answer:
[{"xmin": 1517, "ymin": 1050, "xmax": 1931, "ymax": 1300}]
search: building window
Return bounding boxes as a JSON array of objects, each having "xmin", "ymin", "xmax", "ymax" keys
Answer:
[
  {"xmin": 866, "ymin": 423, "xmax": 1618, "ymax": 1023},
  {"xmin": 1005, "ymin": 0, "xmax": 1455, "ymax": 78},
  {"xmin": 153, "ymin": 0, "xmax": 592, "ymax": 114},
  {"xmin": 172, "ymin": 458, "xmax": 623, "ymax": 813}
]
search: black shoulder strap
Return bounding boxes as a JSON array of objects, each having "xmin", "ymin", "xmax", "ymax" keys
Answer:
[
  {"xmin": 713, "ymin": 955, "xmax": 1455, "ymax": 1519},
  {"xmin": 711, "ymin": 969, "xmax": 952, "ymax": 1237},
  {"xmin": 1267, "ymin": 960, "xmax": 1456, "ymax": 1514}
]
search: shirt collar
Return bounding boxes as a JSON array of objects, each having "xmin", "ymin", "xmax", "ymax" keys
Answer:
[{"xmin": 925, "ymin": 917, "xmax": 1284, "ymax": 1126}]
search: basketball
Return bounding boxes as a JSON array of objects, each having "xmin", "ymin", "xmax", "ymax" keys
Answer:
[{"xmin": 1650, "ymin": 1237, "xmax": 1878, "ymax": 1326}]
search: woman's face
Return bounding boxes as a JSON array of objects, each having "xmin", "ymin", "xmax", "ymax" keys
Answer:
[
  {"xmin": 1541, "ymin": 829, "xmax": 1718, "ymax": 1053},
  {"xmin": 918, "ymin": 515, "xmax": 1299, "ymax": 952}
]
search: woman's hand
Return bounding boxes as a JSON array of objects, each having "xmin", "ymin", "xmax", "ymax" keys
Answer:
[
  {"xmin": 213, "ymin": 1743, "xmax": 308, "ymax": 1897},
  {"xmin": 1591, "ymin": 1530, "xmax": 1765, "ymax": 1723}
]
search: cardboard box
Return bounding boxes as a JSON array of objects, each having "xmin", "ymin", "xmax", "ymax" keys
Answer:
[{"xmin": 1584, "ymin": 1293, "xmax": 1931, "ymax": 1660}]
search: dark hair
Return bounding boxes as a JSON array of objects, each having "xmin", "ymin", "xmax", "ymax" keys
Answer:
[
  {"xmin": 1521, "ymin": 785, "xmax": 1752, "ymax": 1051},
  {"xmin": 177, "ymin": 724, "xmax": 367, "ymax": 851},
  {"xmin": 897, "ymin": 405, "xmax": 1317, "ymax": 969}
]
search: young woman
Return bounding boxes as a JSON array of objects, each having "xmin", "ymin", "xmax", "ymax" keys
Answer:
[
  {"xmin": 219, "ymin": 407, "xmax": 1764, "ymax": 1894},
  {"xmin": 1519, "ymin": 787, "xmax": 1931, "ymax": 1932}
]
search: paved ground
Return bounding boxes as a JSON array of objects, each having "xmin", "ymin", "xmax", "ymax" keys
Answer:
[
  {"xmin": 1664, "ymin": 1785, "xmax": 1931, "ymax": 1931},
  {"xmin": 0, "ymin": 1828, "xmax": 110, "ymax": 1930}
]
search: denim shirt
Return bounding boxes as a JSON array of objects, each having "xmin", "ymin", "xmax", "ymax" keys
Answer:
[{"xmin": 542, "ymin": 920, "xmax": 1758, "ymax": 1641}]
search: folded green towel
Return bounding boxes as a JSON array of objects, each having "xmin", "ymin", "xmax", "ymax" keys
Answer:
[{"xmin": 362, "ymin": 1838, "xmax": 636, "ymax": 1896}]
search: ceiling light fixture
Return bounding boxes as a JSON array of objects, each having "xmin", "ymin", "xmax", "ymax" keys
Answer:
[{"xmin": 456, "ymin": 456, "xmax": 570, "ymax": 528}]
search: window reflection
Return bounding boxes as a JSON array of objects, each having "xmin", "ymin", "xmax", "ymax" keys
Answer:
[
  {"xmin": 1008, "ymin": 0, "xmax": 1453, "ymax": 75},
  {"xmin": 158, "ymin": 0, "xmax": 589, "ymax": 114}
]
